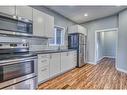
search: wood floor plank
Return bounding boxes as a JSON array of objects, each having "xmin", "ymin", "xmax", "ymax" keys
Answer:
[{"xmin": 38, "ymin": 58, "xmax": 127, "ymax": 89}]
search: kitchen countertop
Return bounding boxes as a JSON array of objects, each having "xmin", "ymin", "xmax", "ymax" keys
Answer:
[
  {"xmin": 0, "ymin": 49, "xmax": 76, "ymax": 61},
  {"xmin": 31, "ymin": 49, "xmax": 77, "ymax": 54}
]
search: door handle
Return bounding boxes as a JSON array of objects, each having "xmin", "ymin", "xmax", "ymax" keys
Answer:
[
  {"xmin": 41, "ymin": 68, "xmax": 47, "ymax": 71},
  {"xmin": 41, "ymin": 60, "xmax": 47, "ymax": 63}
]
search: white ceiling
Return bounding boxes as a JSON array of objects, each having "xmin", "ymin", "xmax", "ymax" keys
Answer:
[{"xmin": 47, "ymin": 6, "xmax": 127, "ymax": 24}]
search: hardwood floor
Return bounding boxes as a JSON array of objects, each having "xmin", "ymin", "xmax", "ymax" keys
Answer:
[{"xmin": 38, "ymin": 58, "xmax": 127, "ymax": 89}]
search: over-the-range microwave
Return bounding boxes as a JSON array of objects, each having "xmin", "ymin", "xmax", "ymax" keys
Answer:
[{"xmin": 0, "ymin": 12, "xmax": 33, "ymax": 37}]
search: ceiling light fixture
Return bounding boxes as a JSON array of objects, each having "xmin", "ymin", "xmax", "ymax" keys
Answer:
[{"xmin": 84, "ymin": 13, "xmax": 88, "ymax": 17}]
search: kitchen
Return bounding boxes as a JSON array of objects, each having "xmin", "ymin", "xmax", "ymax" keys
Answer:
[{"xmin": 0, "ymin": 6, "xmax": 127, "ymax": 90}]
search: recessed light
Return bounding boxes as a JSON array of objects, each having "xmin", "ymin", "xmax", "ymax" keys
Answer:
[{"xmin": 84, "ymin": 13, "xmax": 88, "ymax": 17}]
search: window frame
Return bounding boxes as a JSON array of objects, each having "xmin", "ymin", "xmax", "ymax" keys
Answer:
[{"xmin": 49, "ymin": 25, "xmax": 65, "ymax": 46}]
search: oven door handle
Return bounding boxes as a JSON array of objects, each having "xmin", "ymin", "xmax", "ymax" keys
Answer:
[{"xmin": 0, "ymin": 57, "xmax": 37, "ymax": 66}]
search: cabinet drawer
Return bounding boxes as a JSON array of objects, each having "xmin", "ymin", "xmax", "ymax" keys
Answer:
[
  {"xmin": 38, "ymin": 59, "xmax": 49, "ymax": 67},
  {"xmin": 38, "ymin": 54, "xmax": 50, "ymax": 67},
  {"xmin": 38, "ymin": 54, "xmax": 49, "ymax": 59},
  {"xmin": 38, "ymin": 66, "xmax": 49, "ymax": 83}
]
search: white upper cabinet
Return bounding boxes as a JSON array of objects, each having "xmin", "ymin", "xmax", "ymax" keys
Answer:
[
  {"xmin": 44, "ymin": 14, "xmax": 54, "ymax": 38},
  {"xmin": 16, "ymin": 6, "xmax": 33, "ymax": 20},
  {"xmin": 33, "ymin": 8, "xmax": 54, "ymax": 38},
  {"xmin": 33, "ymin": 8, "xmax": 45, "ymax": 37},
  {"xmin": 68, "ymin": 25, "xmax": 87, "ymax": 35},
  {"xmin": 0, "ymin": 6, "xmax": 15, "ymax": 16}
]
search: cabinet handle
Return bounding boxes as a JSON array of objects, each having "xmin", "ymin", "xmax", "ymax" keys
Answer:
[
  {"xmin": 41, "ymin": 68, "xmax": 47, "ymax": 71},
  {"xmin": 50, "ymin": 55, "xmax": 52, "ymax": 59},
  {"xmin": 67, "ymin": 52, "xmax": 69, "ymax": 56},
  {"xmin": 41, "ymin": 60, "xmax": 47, "ymax": 63},
  {"xmin": 41, "ymin": 55, "xmax": 48, "ymax": 58}
]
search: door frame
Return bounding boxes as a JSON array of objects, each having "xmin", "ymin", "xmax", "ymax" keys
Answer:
[{"xmin": 94, "ymin": 28, "xmax": 118, "ymax": 63}]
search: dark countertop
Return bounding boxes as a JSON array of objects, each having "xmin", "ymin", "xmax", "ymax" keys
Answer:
[
  {"xmin": 0, "ymin": 52, "xmax": 37, "ymax": 62},
  {"xmin": 0, "ymin": 49, "xmax": 76, "ymax": 61},
  {"xmin": 31, "ymin": 49, "xmax": 77, "ymax": 54}
]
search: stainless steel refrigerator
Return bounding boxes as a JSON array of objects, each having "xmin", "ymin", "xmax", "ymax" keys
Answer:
[{"xmin": 68, "ymin": 33, "xmax": 87, "ymax": 67}]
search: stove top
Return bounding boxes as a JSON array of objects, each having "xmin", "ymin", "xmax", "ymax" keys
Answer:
[{"xmin": 0, "ymin": 52, "xmax": 37, "ymax": 60}]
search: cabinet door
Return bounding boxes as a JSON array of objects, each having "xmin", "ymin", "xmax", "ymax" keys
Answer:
[
  {"xmin": 16, "ymin": 6, "xmax": 32, "ymax": 20},
  {"xmin": 61, "ymin": 52, "xmax": 70, "ymax": 72},
  {"xmin": 0, "ymin": 6, "xmax": 15, "ymax": 16},
  {"xmin": 49, "ymin": 53, "xmax": 61, "ymax": 77},
  {"xmin": 68, "ymin": 51, "xmax": 77, "ymax": 68},
  {"xmin": 33, "ymin": 9, "xmax": 45, "ymax": 37},
  {"xmin": 44, "ymin": 14, "xmax": 54, "ymax": 38}
]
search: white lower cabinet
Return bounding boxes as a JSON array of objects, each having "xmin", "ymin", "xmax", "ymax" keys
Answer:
[
  {"xmin": 61, "ymin": 51, "xmax": 77, "ymax": 73},
  {"xmin": 37, "ymin": 50, "xmax": 77, "ymax": 84},
  {"xmin": 61, "ymin": 52, "xmax": 70, "ymax": 72},
  {"xmin": 49, "ymin": 53, "xmax": 61, "ymax": 77},
  {"xmin": 68, "ymin": 51, "xmax": 77, "ymax": 68},
  {"xmin": 38, "ymin": 54, "xmax": 50, "ymax": 83}
]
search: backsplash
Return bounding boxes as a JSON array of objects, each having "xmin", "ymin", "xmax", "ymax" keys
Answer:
[
  {"xmin": 0, "ymin": 34, "xmax": 68, "ymax": 51},
  {"xmin": 0, "ymin": 35, "xmax": 48, "ymax": 51}
]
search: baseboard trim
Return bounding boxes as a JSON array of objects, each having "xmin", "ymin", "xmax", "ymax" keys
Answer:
[
  {"xmin": 96, "ymin": 56, "xmax": 115, "ymax": 64},
  {"xmin": 103, "ymin": 56, "xmax": 116, "ymax": 59},
  {"xmin": 88, "ymin": 56, "xmax": 115, "ymax": 65},
  {"xmin": 87, "ymin": 61, "xmax": 96, "ymax": 65},
  {"xmin": 116, "ymin": 67, "xmax": 127, "ymax": 74},
  {"xmin": 96, "ymin": 56, "xmax": 105, "ymax": 63}
]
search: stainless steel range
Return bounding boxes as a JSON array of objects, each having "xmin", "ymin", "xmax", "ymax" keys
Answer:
[{"xmin": 0, "ymin": 42, "xmax": 37, "ymax": 89}]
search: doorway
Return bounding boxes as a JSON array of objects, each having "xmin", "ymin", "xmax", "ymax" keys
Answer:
[{"xmin": 95, "ymin": 28, "xmax": 118, "ymax": 63}]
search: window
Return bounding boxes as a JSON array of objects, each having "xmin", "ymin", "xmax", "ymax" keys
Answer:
[{"xmin": 49, "ymin": 26, "xmax": 65, "ymax": 46}]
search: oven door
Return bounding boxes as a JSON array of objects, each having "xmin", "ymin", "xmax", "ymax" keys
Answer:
[
  {"xmin": 3, "ymin": 77, "xmax": 37, "ymax": 90},
  {"xmin": 0, "ymin": 57, "xmax": 37, "ymax": 89}
]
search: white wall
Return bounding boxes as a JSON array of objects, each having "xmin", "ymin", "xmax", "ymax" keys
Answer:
[
  {"xmin": 96, "ymin": 32, "xmax": 104, "ymax": 61},
  {"xmin": 81, "ymin": 15, "xmax": 118, "ymax": 63},
  {"xmin": 117, "ymin": 9, "xmax": 127, "ymax": 72},
  {"xmin": 103, "ymin": 31, "xmax": 116, "ymax": 58}
]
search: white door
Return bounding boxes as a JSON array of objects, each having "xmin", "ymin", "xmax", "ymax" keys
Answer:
[{"xmin": 49, "ymin": 53, "xmax": 61, "ymax": 77}]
